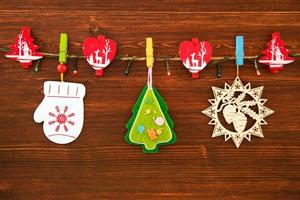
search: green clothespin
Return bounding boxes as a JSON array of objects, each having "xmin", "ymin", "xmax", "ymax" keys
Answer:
[
  {"xmin": 59, "ymin": 33, "xmax": 68, "ymax": 64},
  {"xmin": 58, "ymin": 33, "xmax": 68, "ymax": 81}
]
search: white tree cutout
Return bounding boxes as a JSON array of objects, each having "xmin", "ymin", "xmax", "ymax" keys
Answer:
[
  {"xmin": 102, "ymin": 40, "xmax": 111, "ymax": 65},
  {"xmin": 18, "ymin": 34, "xmax": 24, "ymax": 56},
  {"xmin": 270, "ymin": 38, "xmax": 276, "ymax": 61},
  {"xmin": 198, "ymin": 42, "xmax": 207, "ymax": 67}
]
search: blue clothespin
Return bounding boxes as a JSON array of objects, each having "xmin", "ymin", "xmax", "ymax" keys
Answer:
[{"xmin": 236, "ymin": 36, "xmax": 244, "ymax": 66}]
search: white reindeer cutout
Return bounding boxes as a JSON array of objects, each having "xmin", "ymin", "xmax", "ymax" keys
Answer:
[
  {"xmin": 191, "ymin": 53, "xmax": 199, "ymax": 67},
  {"xmin": 94, "ymin": 49, "xmax": 102, "ymax": 64}
]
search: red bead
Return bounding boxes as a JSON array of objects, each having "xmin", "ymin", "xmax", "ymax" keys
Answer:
[{"xmin": 57, "ymin": 63, "xmax": 68, "ymax": 74}]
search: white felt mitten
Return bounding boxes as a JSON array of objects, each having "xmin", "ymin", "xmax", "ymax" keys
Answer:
[{"xmin": 34, "ymin": 81, "xmax": 86, "ymax": 144}]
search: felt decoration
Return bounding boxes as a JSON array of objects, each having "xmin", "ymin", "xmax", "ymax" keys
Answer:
[
  {"xmin": 259, "ymin": 33, "xmax": 295, "ymax": 73},
  {"xmin": 34, "ymin": 33, "xmax": 86, "ymax": 144},
  {"xmin": 82, "ymin": 34, "xmax": 117, "ymax": 76},
  {"xmin": 34, "ymin": 81, "xmax": 86, "ymax": 144},
  {"xmin": 202, "ymin": 76, "xmax": 274, "ymax": 148},
  {"xmin": 125, "ymin": 38, "xmax": 176, "ymax": 153},
  {"xmin": 5, "ymin": 26, "xmax": 43, "ymax": 69},
  {"xmin": 179, "ymin": 38, "xmax": 212, "ymax": 78}
]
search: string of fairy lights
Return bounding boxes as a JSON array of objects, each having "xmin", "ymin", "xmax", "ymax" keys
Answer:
[
  {"xmin": 0, "ymin": 20, "xmax": 299, "ymax": 77},
  {"xmin": 1, "ymin": 46, "xmax": 299, "ymax": 77}
]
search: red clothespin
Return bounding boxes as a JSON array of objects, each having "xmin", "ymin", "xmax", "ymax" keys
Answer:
[
  {"xmin": 259, "ymin": 33, "xmax": 294, "ymax": 73},
  {"xmin": 82, "ymin": 35, "xmax": 117, "ymax": 76},
  {"xmin": 179, "ymin": 38, "xmax": 212, "ymax": 78},
  {"xmin": 5, "ymin": 26, "xmax": 43, "ymax": 69}
]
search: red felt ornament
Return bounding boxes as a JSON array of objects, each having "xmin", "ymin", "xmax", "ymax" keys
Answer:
[
  {"xmin": 179, "ymin": 38, "xmax": 212, "ymax": 78},
  {"xmin": 82, "ymin": 35, "xmax": 117, "ymax": 76},
  {"xmin": 5, "ymin": 26, "xmax": 43, "ymax": 69},
  {"xmin": 259, "ymin": 33, "xmax": 295, "ymax": 74}
]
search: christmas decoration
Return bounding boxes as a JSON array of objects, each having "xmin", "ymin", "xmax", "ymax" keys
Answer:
[
  {"xmin": 82, "ymin": 34, "xmax": 117, "ymax": 76},
  {"xmin": 34, "ymin": 81, "xmax": 86, "ymax": 144},
  {"xmin": 259, "ymin": 33, "xmax": 295, "ymax": 73},
  {"xmin": 202, "ymin": 76, "xmax": 274, "ymax": 148},
  {"xmin": 34, "ymin": 33, "xmax": 86, "ymax": 144},
  {"xmin": 125, "ymin": 38, "xmax": 176, "ymax": 153},
  {"xmin": 5, "ymin": 27, "xmax": 43, "ymax": 69},
  {"xmin": 179, "ymin": 38, "xmax": 212, "ymax": 78},
  {"xmin": 202, "ymin": 36, "xmax": 274, "ymax": 148}
]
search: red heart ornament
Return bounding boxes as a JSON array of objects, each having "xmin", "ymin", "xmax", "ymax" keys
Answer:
[
  {"xmin": 258, "ymin": 32, "xmax": 294, "ymax": 74},
  {"xmin": 82, "ymin": 35, "xmax": 117, "ymax": 76},
  {"xmin": 179, "ymin": 38, "xmax": 212, "ymax": 78},
  {"xmin": 5, "ymin": 26, "xmax": 43, "ymax": 69}
]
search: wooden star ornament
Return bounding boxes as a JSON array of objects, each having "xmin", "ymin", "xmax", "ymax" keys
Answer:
[{"xmin": 202, "ymin": 76, "xmax": 274, "ymax": 148}]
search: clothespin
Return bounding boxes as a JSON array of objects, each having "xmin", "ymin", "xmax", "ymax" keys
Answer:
[
  {"xmin": 236, "ymin": 36, "xmax": 244, "ymax": 66},
  {"xmin": 57, "ymin": 33, "xmax": 68, "ymax": 81},
  {"xmin": 146, "ymin": 37, "xmax": 154, "ymax": 68},
  {"xmin": 236, "ymin": 36, "xmax": 244, "ymax": 76}
]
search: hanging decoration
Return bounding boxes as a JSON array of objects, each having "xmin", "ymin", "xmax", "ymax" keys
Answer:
[
  {"xmin": 179, "ymin": 38, "xmax": 212, "ymax": 78},
  {"xmin": 259, "ymin": 32, "xmax": 295, "ymax": 73},
  {"xmin": 125, "ymin": 38, "xmax": 176, "ymax": 153},
  {"xmin": 5, "ymin": 26, "xmax": 43, "ymax": 69},
  {"xmin": 82, "ymin": 35, "xmax": 117, "ymax": 76},
  {"xmin": 2, "ymin": 26, "xmax": 300, "ymax": 149},
  {"xmin": 33, "ymin": 33, "xmax": 86, "ymax": 144},
  {"xmin": 1, "ymin": 27, "xmax": 299, "ymax": 78},
  {"xmin": 202, "ymin": 36, "xmax": 274, "ymax": 148}
]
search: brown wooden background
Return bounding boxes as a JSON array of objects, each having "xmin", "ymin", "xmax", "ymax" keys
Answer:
[{"xmin": 0, "ymin": 1, "xmax": 300, "ymax": 199}]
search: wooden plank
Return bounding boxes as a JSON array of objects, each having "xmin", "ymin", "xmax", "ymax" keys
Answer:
[
  {"xmin": 0, "ymin": 0, "xmax": 300, "ymax": 12},
  {"xmin": 0, "ymin": 1, "xmax": 300, "ymax": 199}
]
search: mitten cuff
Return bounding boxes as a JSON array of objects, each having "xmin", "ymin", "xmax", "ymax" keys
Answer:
[{"xmin": 43, "ymin": 81, "xmax": 85, "ymax": 98}]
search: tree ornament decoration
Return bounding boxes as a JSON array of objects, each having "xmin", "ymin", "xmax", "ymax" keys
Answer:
[
  {"xmin": 179, "ymin": 38, "xmax": 212, "ymax": 78},
  {"xmin": 259, "ymin": 32, "xmax": 295, "ymax": 73},
  {"xmin": 82, "ymin": 34, "xmax": 117, "ymax": 76},
  {"xmin": 33, "ymin": 33, "xmax": 86, "ymax": 144},
  {"xmin": 5, "ymin": 26, "xmax": 43, "ymax": 69},
  {"xmin": 125, "ymin": 38, "xmax": 176, "ymax": 153}
]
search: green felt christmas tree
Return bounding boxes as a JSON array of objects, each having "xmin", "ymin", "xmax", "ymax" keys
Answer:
[{"xmin": 125, "ymin": 38, "xmax": 176, "ymax": 153}]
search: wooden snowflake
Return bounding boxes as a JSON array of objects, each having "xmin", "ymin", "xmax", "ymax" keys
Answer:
[{"xmin": 202, "ymin": 76, "xmax": 274, "ymax": 148}]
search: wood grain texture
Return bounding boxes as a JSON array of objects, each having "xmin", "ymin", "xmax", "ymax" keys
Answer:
[{"xmin": 0, "ymin": 1, "xmax": 300, "ymax": 199}]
